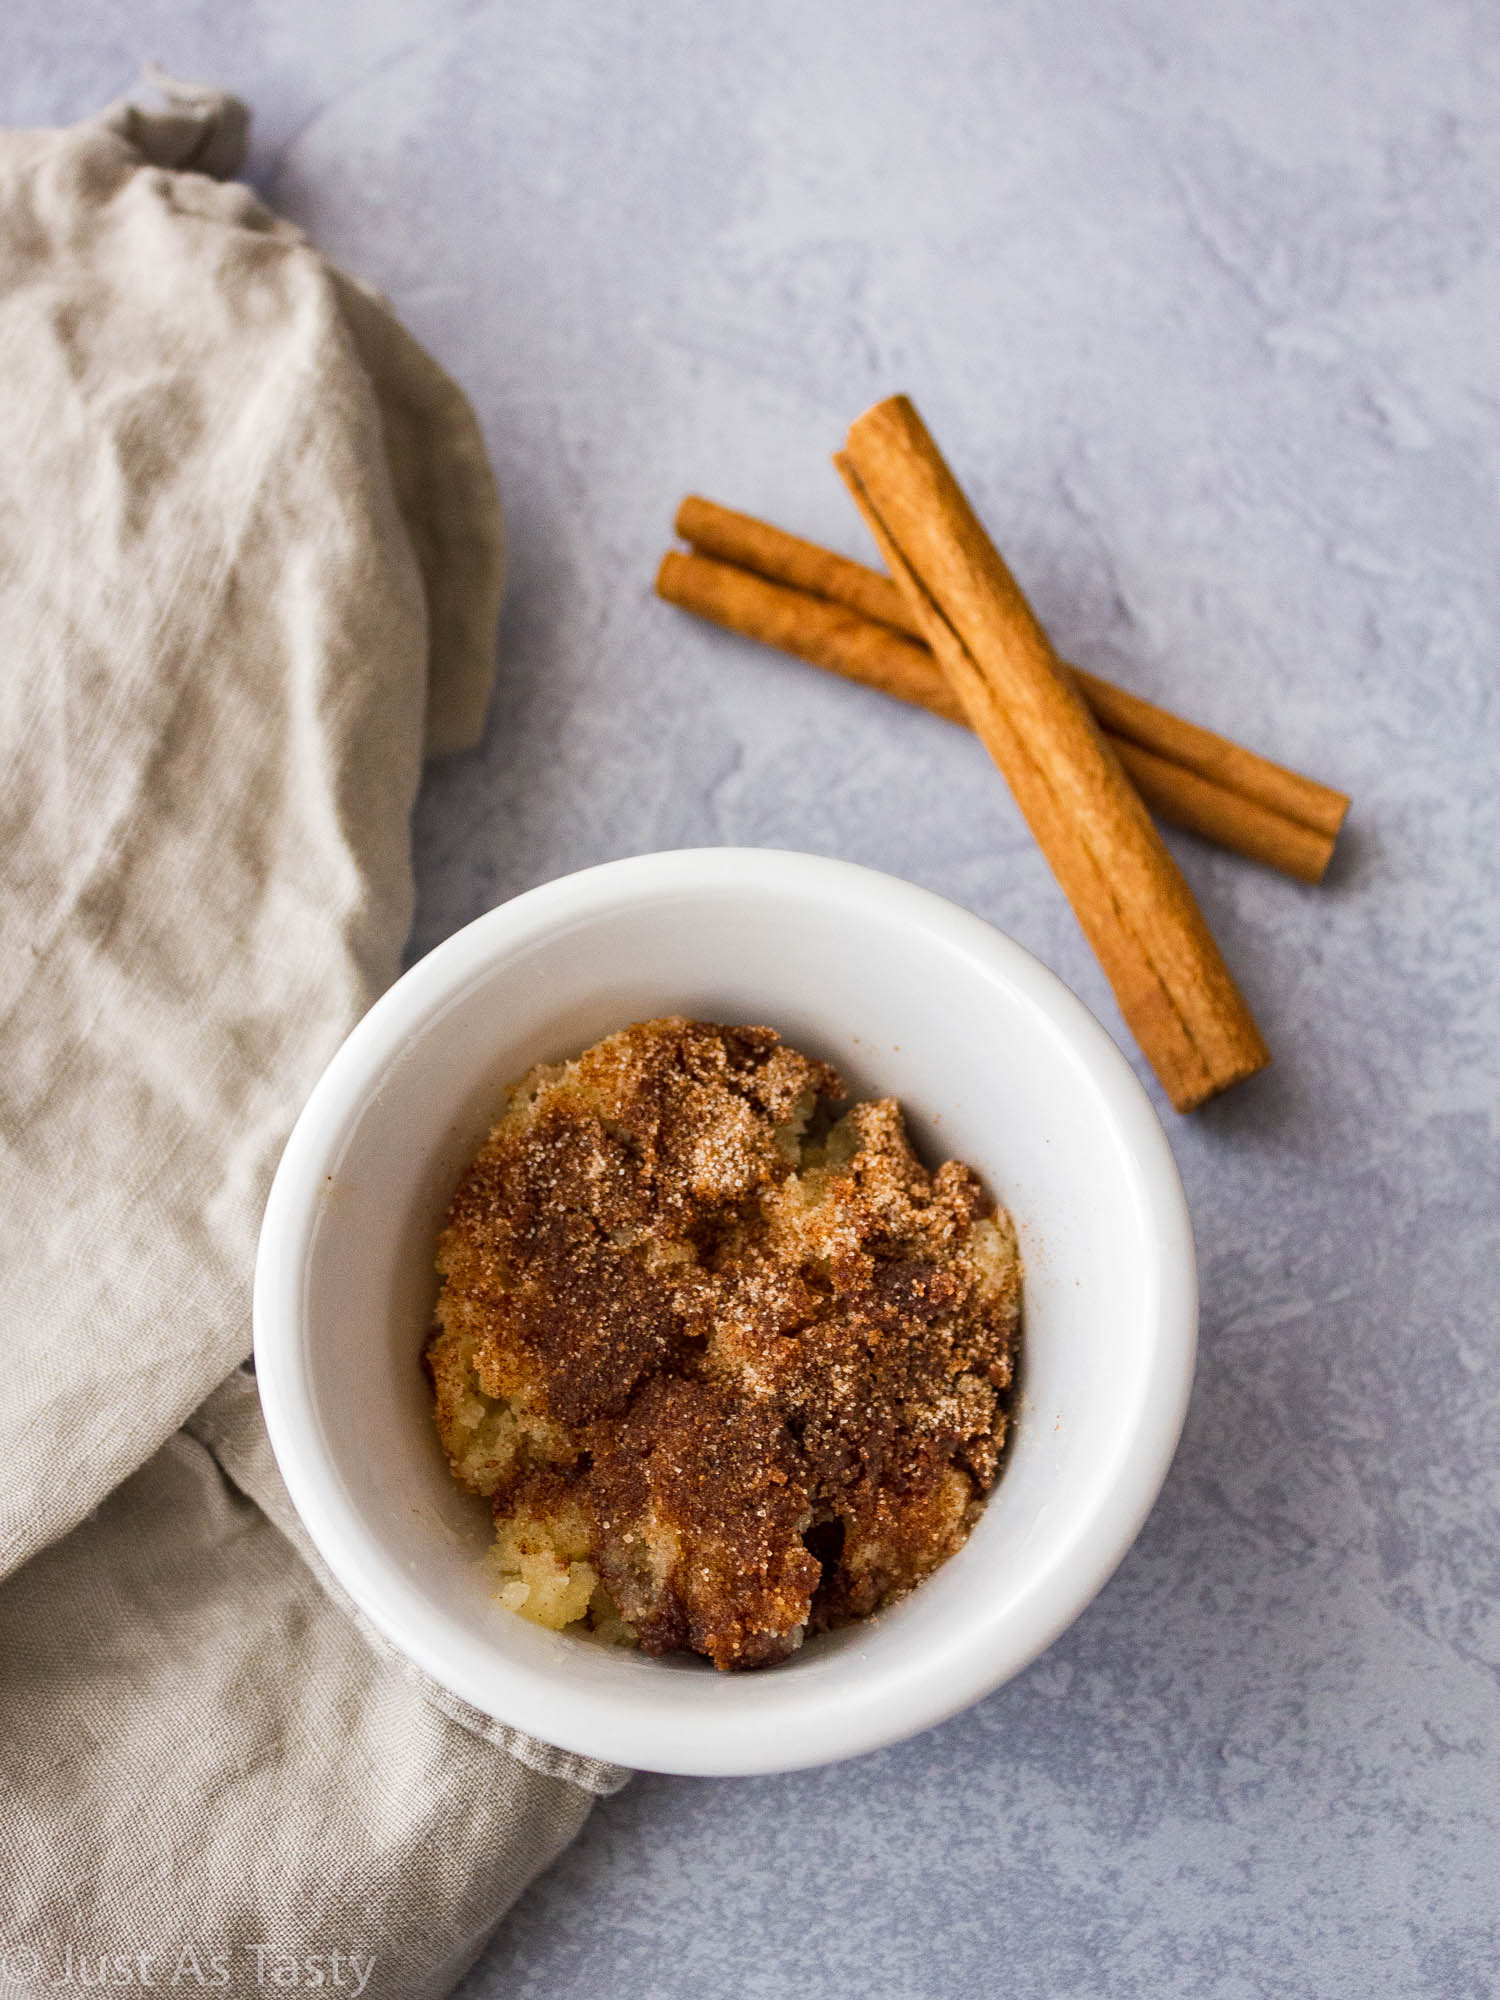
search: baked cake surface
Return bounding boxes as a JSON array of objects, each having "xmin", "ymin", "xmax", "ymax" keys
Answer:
[{"xmin": 428, "ymin": 1017, "xmax": 1021, "ymax": 1670}]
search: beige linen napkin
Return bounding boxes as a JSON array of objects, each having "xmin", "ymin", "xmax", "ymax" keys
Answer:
[{"xmin": 0, "ymin": 75, "xmax": 624, "ymax": 2000}]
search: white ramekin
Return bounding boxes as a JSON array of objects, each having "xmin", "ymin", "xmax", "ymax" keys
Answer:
[{"xmin": 254, "ymin": 848, "xmax": 1196, "ymax": 1776}]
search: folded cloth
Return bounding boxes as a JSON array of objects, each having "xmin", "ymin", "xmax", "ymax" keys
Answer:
[{"xmin": 0, "ymin": 74, "xmax": 625, "ymax": 2000}]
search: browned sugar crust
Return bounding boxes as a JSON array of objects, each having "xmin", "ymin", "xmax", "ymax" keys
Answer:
[{"xmin": 428, "ymin": 1017, "xmax": 1021, "ymax": 1670}]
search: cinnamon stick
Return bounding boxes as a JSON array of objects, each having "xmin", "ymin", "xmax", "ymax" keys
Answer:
[
  {"xmin": 677, "ymin": 493, "xmax": 915, "ymax": 633},
  {"xmin": 657, "ymin": 549, "xmax": 965, "ymax": 724},
  {"xmin": 1105, "ymin": 738, "xmax": 1335, "ymax": 884},
  {"xmin": 836, "ymin": 394, "xmax": 1269, "ymax": 1111},
  {"xmin": 656, "ymin": 549, "xmax": 1336, "ymax": 883},
  {"xmin": 675, "ymin": 494, "xmax": 1349, "ymax": 847}
]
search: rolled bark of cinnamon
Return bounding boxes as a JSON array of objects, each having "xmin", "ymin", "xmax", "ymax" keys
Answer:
[
  {"xmin": 674, "ymin": 494, "xmax": 1349, "ymax": 847},
  {"xmin": 835, "ymin": 394, "xmax": 1270, "ymax": 1111},
  {"xmin": 657, "ymin": 549, "xmax": 966, "ymax": 723},
  {"xmin": 677, "ymin": 493, "xmax": 915, "ymax": 633},
  {"xmin": 655, "ymin": 548, "xmax": 1338, "ymax": 883},
  {"xmin": 1105, "ymin": 737, "xmax": 1336, "ymax": 883}
]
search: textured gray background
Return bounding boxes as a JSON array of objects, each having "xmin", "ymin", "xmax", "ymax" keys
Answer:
[{"xmin": 9, "ymin": 3, "xmax": 1499, "ymax": 1994}]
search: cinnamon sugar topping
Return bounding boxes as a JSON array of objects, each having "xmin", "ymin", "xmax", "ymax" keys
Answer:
[{"xmin": 427, "ymin": 1017, "xmax": 1021, "ymax": 1670}]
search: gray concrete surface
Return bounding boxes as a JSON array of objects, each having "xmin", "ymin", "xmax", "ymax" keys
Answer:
[{"xmin": 7, "ymin": 4, "xmax": 1498, "ymax": 1993}]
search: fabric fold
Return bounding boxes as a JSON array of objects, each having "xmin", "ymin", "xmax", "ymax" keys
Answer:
[{"xmin": 0, "ymin": 1401, "xmax": 617, "ymax": 2000}]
